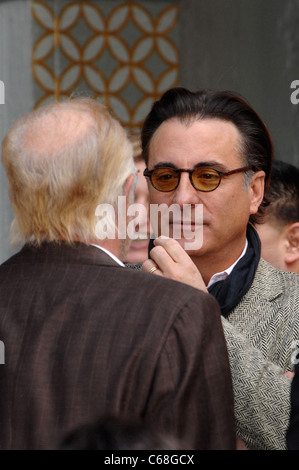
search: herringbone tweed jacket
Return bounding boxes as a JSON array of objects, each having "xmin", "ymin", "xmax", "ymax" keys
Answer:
[
  {"xmin": 222, "ymin": 258, "xmax": 299, "ymax": 450},
  {"xmin": 129, "ymin": 258, "xmax": 299, "ymax": 450}
]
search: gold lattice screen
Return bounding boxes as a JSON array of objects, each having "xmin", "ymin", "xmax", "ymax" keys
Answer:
[{"xmin": 31, "ymin": 0, "xmax": 179, "ymax": 132}]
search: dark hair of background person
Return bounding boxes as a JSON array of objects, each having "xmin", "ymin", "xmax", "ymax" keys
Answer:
[
  {"xmin": 263, "ymin": 160, "xmax": 299, "ymax": 225},
  {"xmin": 141, "ymin": 87, "xmax": 274, "ymax": 224},
  {"xmin": 59, "ymin": 416, "xmax": 184, "ymax": 450}
]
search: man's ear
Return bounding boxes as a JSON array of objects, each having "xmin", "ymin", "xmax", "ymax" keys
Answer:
[
  {"xmin": 285, "ymin": 222, "xmax": 299, "ymax": 266},
  {"xmin": 249, "ymin": 170, "xmax": 265, "ymax": 215}
]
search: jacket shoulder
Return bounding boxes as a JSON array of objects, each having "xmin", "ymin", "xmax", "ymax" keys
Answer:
[{"xmin": 254, "ymin": 258, "xmax": 299, "ymax": 298}]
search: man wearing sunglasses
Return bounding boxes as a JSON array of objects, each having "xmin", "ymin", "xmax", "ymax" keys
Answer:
[{"xmin": 139, "ymin": 87, "xmax": 299, "ymax": 450}]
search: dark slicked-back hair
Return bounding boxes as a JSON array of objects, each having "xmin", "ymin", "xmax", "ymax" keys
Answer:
[
  {"xmin": 141, "ymin": 87, "xmax": 274, "ymax": 224},
  {"xmin": 263, "ymin": 160, "xmax": 299, "ymax": 226}
]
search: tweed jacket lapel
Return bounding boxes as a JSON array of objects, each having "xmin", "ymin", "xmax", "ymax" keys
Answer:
[
  {"xmin": 244, "ymin": 258, "xmax": 285, "ymax": 302},
  {"xmin": 228, "ymin": 257, "xmax": 299, "ymax": 369},
  {"xmin": 232, "ymin": 256, "xmax": 299, "ymax": 308}
]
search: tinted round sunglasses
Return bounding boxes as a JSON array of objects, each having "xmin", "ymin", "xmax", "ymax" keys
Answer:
[{"xmin": 143, "ymin": 165, "xmax": 252, "ymax": 192}]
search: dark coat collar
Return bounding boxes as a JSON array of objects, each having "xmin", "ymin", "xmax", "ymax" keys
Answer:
[{"xmin": 2, "ymin": 242, "xmax": 121, "ymax": 268}]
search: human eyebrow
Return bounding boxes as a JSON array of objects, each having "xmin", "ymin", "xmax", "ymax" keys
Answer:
[
  {"xmin": 153, "ymin": 162, "xmax": 177, "ymax": 169},
  {"xmin": 194, "ymin": 161, "xmax": 228, "ymax": 172},
  {"xmin": 152, "ymin": 161, "xmax": 229, "ymax": 172}
]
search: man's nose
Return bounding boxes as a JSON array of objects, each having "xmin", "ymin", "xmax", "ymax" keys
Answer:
[{"xmin": 172, "ymin": 172, "xmax": 200, "ymax": 206}]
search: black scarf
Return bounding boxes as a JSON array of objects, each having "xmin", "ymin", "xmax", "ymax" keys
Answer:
[
  {"xmin": 207, "ymin": 224, "xmax": 261, "ymax": 317},
  {"xmin": 148, "ymin": 224, "xmax": 261, "ymax": 318}
]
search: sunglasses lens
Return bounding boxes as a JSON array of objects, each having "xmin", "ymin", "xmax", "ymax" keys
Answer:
[
  {"xmin": 151, "ymin": 168, "xmax": 179, "ymax": 191},
  {"xmin": 192, "ymin": 168, "xmax": 220, "ymax": 191},
  {"xmin": 148, "ymin": 167, "xmax": 222, "ymax": 192}
]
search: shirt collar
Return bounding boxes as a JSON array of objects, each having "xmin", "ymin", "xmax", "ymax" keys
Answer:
[
  {"xmin": 91, "ymin": 244, "xmax": 125, "ymax": 267},
  {"xmin": 207, "ymin": 239, "xmax": 248, "ymax": 288}
]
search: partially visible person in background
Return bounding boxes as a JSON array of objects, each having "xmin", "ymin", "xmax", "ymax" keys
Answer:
[
  {"xmin": 125, "ymin": 133, "xmax": 152, "ymax": 264},
  {"xmin": 255, "ymin": 160, "xmax": 299, "ymax": 274}
]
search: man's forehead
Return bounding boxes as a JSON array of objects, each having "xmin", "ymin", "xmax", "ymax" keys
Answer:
[{"xmin": 147, "ymin": 117, "xmax": 243, "ymax": 165}]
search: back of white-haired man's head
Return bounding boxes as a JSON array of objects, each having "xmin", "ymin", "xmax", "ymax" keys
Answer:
[{"xmin": 1, "ymin": 98, "xmax": 136, "ymax": 250}]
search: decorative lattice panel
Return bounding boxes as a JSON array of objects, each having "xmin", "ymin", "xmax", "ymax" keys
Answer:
[{"xmin": 31, "ymin": 0, "xmax": 179, "ymax": 131}]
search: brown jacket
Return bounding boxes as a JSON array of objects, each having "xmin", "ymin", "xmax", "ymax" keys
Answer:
[{"xmin": 0, "ymin": 243, "xmax": 235, "ymax": 449}]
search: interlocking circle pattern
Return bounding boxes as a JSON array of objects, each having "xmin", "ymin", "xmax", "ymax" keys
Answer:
[{"xmin": 31, "ymin": 0, "xmax": 179, "ymax": 131}]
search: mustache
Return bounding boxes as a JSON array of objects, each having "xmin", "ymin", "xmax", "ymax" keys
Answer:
[
  {"xmin": 149, "ymin": 203, "xmax": 204, "ymax": 236},
  {"xmin": 168, "ymin": 218, "xmax": 202, "ymax": 225},
  {"xmin": 163, "ymin": 211, "xmax": 203, "ymax": 226}
]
